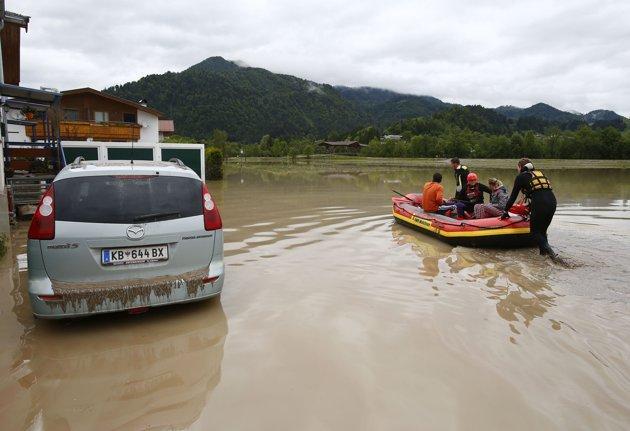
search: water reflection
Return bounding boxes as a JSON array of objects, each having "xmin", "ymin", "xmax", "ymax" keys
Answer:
[
  {"xmin": 390, "ymin": 225, "xmax": 451, "ymax": 279},
  {"xmin": 2, "ymin": 163, "xmax": 629, "ymax": 430},
  {"xmin": 4, "ymin": 255, "xmax": 227, "ymax": 431},
  {"xmin": 391, "ymin": 225, "xmax": 557, "ymax": 330}
]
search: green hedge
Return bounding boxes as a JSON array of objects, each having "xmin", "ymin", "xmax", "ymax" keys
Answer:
[{"xmin": 205, "ymin": 147, "xmax": 223, "ymax": 180}]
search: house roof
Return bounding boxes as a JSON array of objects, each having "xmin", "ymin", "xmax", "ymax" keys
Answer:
[
  {"xmin": 159, "ymin": 119, "xmax": 175, "ymax": 132},
  {"xmin": 3, "ymin": 11, "xmax": 30, "ymax": 30},
  {"xmin": 62, "ymin": 87, "xmax": 165, "ymax": 118},
  {"xmin": 0, "ymin": 83, "xmax": 60, "ymax": 103}
]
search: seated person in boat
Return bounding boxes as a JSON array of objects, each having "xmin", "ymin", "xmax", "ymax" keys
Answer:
[
  {"xmin": 473, "ymin": 178, "xmax": 508, "ymax": 219},
  {"xmin": 422, "ymin": 173, "xmax": 457, "ymax": 214},
  {"xmin": 454, "ymin": 172, "xmax": 492, "ymax": 218}
]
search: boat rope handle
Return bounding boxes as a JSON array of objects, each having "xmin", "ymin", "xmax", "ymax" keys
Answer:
[{"xmin": 434, "ymin": 217, "xmax": 526, "ymax": 231}]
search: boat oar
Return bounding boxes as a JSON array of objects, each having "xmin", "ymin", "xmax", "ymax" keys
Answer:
[{"xmin": 391, "ymin": 189, "xmax": 413, "ymax": 201}]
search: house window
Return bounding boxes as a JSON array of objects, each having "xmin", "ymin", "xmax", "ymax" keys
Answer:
[
  {"xmin": 123, "ymin": 112, "xmax": 137, "ymax": 123},
  {"xmin": 64, "ymin": 109, "xmax": 79, "ymax": 121},
  {"xmin": 94, "ymin": 111, "xmax": 109, "ymax": 123}
]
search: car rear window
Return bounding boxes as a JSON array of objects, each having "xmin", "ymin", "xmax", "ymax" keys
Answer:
[{"xmin": 54, "ymin": 175, "xmax": 202, "ymax": 224}]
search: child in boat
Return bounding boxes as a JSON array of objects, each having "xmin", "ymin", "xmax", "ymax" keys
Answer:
[
  {"xmin": 473, "ymin": 178, "xmax": 508, "ymax": 219},
  {"xmin": 422, "ymin": 172, "xmax": 457, "ymax": 214},
  {"xmin": 454, "ymin": 172, "xmax": 492, "ymax": 218}
]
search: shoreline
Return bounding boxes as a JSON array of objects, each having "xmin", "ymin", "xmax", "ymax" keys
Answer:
[{"xmin": 226, "ymin": 155, "xmax": 630, "ymax": 169}]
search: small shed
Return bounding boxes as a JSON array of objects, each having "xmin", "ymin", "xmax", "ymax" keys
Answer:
[{"xmin": 319, "ymin": 140, "xmax": 366, "ymax": 154}]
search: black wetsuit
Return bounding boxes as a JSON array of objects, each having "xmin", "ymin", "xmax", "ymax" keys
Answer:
[
  {"xmin": 453, "ymin": 165, "xmax": 469, "ymax": 200},
  {"xmin": 505, "ymin": 168, "xmax": 557, "ymax": 254}
]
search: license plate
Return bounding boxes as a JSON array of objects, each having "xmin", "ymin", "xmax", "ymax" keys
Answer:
[{"xmin": 101, "ymin": 244, "xmax": 168, "ymax": 266}]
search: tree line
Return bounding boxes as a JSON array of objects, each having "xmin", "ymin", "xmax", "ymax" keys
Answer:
[
  {"xmin": 164, "ymin": 104, "xmax": 630, "ymax": 160},
  {"xmin": 166, "ymin": 125, "xmax": 630, "ymax": 160},
  {"xmin": 359, "ymin": 126, "xmax": 630, "ymax": 159}
]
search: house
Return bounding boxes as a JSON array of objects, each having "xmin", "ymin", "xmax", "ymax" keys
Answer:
[
  {"xmin": 159, "ymin": 119, "xmax": 175, "ymax": 141},
  {"xmin": 23, "ymin": 88, "xmax": 173, "ymax": 143},
  {"xmin": 318, "ymin": 140, "xmax": 366, "ymax": 154},
  {"xmin": 1, "ymin": 8, "xmax": 187, "ymax": 220}
]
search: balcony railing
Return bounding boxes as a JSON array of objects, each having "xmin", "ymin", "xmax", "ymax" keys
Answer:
[{"xmin": 26, "ymin": 120, "xmax": 141, "ymax": 142}]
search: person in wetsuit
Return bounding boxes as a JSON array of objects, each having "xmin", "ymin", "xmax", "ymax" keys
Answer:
[
  {"xmin": 450, "ymin": 157, "xmax": 469, "ymax": 200},
  {"xmin": 502, "ymin": 158, "xmax": 557, "ymax": 257}
]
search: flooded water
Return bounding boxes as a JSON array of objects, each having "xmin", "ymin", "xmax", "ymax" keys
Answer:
[{"xmin": 1, "ymin": 162, "xmax": 630, "ymax": 430}]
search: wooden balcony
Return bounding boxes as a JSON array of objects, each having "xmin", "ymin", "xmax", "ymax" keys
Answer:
[{"xmin": 26, "ymin": 120, "xmax": 141, "ymax": 142}]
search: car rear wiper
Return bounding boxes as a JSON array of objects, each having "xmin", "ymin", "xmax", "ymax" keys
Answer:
[{"xmin": 133, "ymin": 211, "xmax": 181, "ymax": 223}]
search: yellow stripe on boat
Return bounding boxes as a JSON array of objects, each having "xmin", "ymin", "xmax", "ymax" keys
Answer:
[{"xmin": 392, "ymin": 210, "xmax": 530, "ymax": 238}]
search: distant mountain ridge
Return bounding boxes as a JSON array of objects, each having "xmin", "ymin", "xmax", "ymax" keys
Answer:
[
  {"xmin": 105, "ymin": 56, "xmax": 369, "ymax": 142},
  {"xmin": 335, "ymin": 86, "xmax": 451, "ymax": 126},
  {"xmin": 187, "ymin": 56, "xmax": 242, "ymax": 73},
  {"xmin": 495, "ymin": 103, "xmax": 625, "ymax": 126},
  {"xmin": 104, "ymin": 56, "xmax": 626, "ymax": 141}
]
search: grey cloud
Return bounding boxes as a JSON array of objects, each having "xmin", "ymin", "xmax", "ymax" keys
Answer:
[{"xmin": 15, "ymin": 0, "xmax": 630, "ymax": 116}]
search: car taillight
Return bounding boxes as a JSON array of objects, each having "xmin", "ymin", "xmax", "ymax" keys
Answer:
[
  {"xmin": 28, "ymin": 185, "xmax": 55, "ymax": 240},
  {"xmin": 202, "ymin": 183, "xmax": 222, "ymax": 231},
  {"xmin": 202, "ymin": 275, "xmax": 220, "ymax": 284}
]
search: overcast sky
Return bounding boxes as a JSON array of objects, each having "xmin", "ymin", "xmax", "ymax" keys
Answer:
[{"xmin": 15, "ymin": 0, "xmax": 630, "ymax": 116}]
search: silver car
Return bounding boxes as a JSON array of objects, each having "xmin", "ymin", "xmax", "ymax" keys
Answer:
[{"xmin": 27, "ymin": 159, "xmax": 224, "ymax": 318}]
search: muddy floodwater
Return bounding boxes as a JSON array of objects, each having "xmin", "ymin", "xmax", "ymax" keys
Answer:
[{"xmin": 1, "ymin": 162, "xmax": 630, "ymax": 430}]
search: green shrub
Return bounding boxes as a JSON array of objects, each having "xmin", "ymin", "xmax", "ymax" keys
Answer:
[{"xmin": 205, "ymin": 147, "xmax": 223, "ymax": 180}]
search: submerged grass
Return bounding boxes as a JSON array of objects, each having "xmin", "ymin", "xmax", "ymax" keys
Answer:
[{"xmin": 228, "ymin": 155, "xmax": 630, "ymax": 170}]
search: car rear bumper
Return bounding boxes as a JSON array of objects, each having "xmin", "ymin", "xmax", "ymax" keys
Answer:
[{"xmin": 28, "ymin": 267, "xmax": 224, "ymax": 319}]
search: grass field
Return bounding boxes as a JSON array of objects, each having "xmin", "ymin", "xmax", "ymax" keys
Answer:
[{"xmin": 227, "ymin": 155, "xmax": 630, "ymax": 169}]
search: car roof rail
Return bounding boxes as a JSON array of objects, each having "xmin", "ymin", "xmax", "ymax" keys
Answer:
[
  {"xmin": 71, "ymin": 156, "xmax": 85, "ymax": 166},
  {"xmin": 168, "ymin": 158, "xmax": 186, "ymax": 168}
]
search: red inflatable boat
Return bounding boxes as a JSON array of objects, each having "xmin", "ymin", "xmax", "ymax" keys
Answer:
[{"xmin": 392, "ymin": 193, "xmax": 535, "ymax": 248}]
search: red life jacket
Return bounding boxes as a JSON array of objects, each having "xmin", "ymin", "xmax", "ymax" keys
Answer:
[{"xmin": 465, "ymin": 183, "xmax": 482, "ymax": 201}]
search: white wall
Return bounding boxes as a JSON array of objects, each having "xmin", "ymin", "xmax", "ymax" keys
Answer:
[
  {"xmin": 61, "ymin": 141, "xmax": 206, "ymax": 181},
  {"xmin": 137, "ymin": 110, "xmax": 159, "ymax": 143}
]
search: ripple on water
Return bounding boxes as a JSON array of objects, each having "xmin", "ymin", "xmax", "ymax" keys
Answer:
[{"xmin": 4, "ymin": 167, "xmax": 630, "ymax": 430}]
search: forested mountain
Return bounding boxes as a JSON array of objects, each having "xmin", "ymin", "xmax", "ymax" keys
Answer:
[
  {"xmin": 104, "ymin": 56, "xmax": 626, "ymax": 141},
  {"xmin": 583, "ymin": 109, "xmax": 623, "ymax": 122},
  {"xmin": 495, "ymin": 103, "xmax": 626, "ymax": 130},
  {"xmin": 496, "ymin": 102, "xmax": 578, "ymax": 122},
  {"xmin": 335, "ymin": 86, "xmax": 450, "ymax": 126},
  {"xmin": 361, "ymin": 104, "xmax": 630, "ymax": 160},
  {"xmin": 386, "ymin": 105, "xmax": 513, "ymax": 137},
  {"xmin": 105, "ymin": 57, "xmax": 369, "ymax": 142},
  {"xmin": 492, "ymin": 105, "xmax": 522, "ymax": 121}
]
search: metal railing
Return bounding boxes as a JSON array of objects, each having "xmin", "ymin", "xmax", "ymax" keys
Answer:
[{"xmin": 6, "ymin": 175, "xmax": 54, "ymax": 219}]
